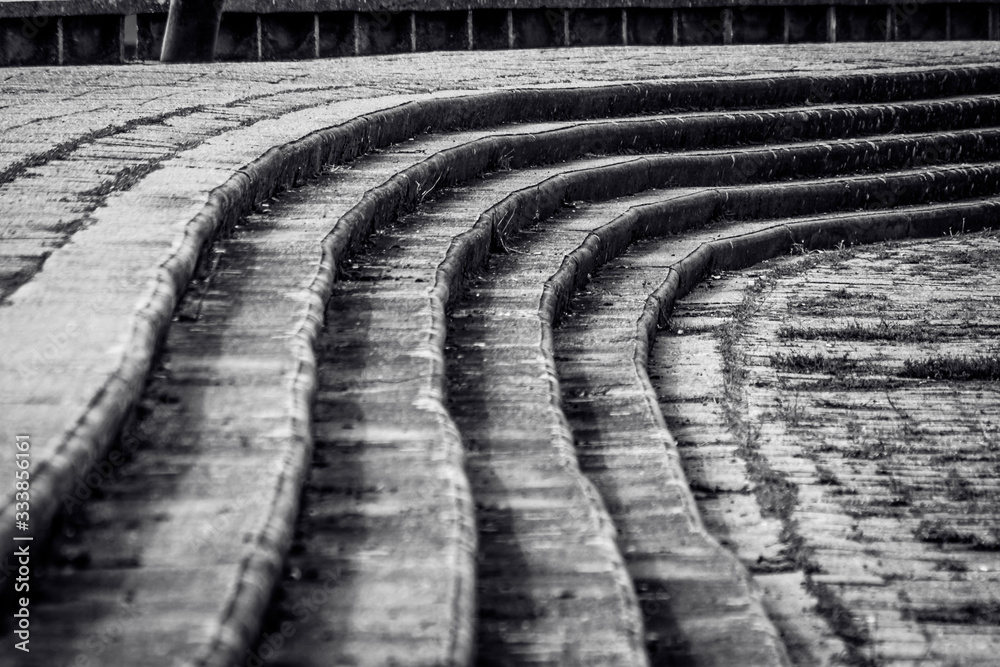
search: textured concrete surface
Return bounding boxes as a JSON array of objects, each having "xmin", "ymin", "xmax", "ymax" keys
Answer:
[
  {"xmin": 2, "ymin": 44, "xmax": 1000, "ymax": 666},
  {"xmin": 660, "ymin": 233, "xmax": 1000, "ymax": 665}
]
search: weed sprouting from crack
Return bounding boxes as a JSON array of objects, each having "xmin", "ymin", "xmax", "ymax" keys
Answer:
[
  {"xmin": 775, "ymin": 393, "xmax": 807, "ymax": 427},
  {"xmin": 790, "ymin": 289, "xmax": 888, "ymax": 317},
  {"xmin": 914, "ymin": 518, "xmax": 1000, "ymax": 550},
  {"xmin": 913, "ymin": 601, "xmax": 1000, "ymax": 626},
  {"xmin": 900, "ymin": 353, "xmax": 1000, "ymax": 382},
  {"xmin": 887, "ymin": 476, "xmax": 915, "ymax": 508},
  {"xmin": 843, "ymin": 421, "xmax": 903, "ymax": 461},
  {"xmin": 816, "ymin": 465, "xmax": 842, "ymax": 486},
  {"xmin": 416, "ymin": 171, "xmax": 445, "ymax": 206},
  {"xmin": 492, "ymin": 208, "xmax": 524, "ymax": 254},
  {"xmin": 779, "ymin": 319, "xmax": 944, "ymax": 344},
  {"xmin": 770, "ymin": 351, "xmax": 872, "ymax": 375},
  {"xmin": 496, "ymin": 148, "xmax": 515, "ymax": 172}
]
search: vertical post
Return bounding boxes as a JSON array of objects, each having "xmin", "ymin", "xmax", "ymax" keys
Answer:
[
  {"xmin": 944, "ymin": 6, "xmax": 951, "ymax": 40},
  {"xmin": 160, "ymin": 0, "xmax": 225, "ymax": 61},
  {"xmin": 467, "ymin": 9, "xmax": 473, "ymax": 49},
  {"xmin": 118, "ymin": 15, "xmax": 125, "ymax": 62},
  {"xmin": 621, "ymin": 8, "xmax": 628, "ymax": 45},
  {"xmin": 56, "ymin": 17, "xmax": 64, "ymax": 65},
  {"xmin": 783, "ymin": 7, "xmax": 791, "ymax": 43},
  {"xmin": 885, "ymin": 5, "xmax": 894, "ymax": 40},
  {"xmin": 722, "ymin": 7, "xmax": 733, "ymax": 44},
  {"xmin": 314, "ymin": 13, "xmax": 320, "ymax": 58},
  {"xmin": 353, "ymin": 12, "xmax": 360, "ymax": 55},
  {"xmin": 410, "ymin": 12, "xmax": 416, "ymax": 52},
  {"xmin": 255, "ymin": 15, "xmax": 262, "ymax": 61},
  {"xmin": 507, "ymin": 9, "xmax": 514, "ymax": 48},
  {"xmin": 826, "ymin": 5, "xmax": 836, "ymax": 42},
  {"xmin": 563, "ymin": 9, "xmax": 570, "ymax": 46},
  {"xmin": 672, "ymin": 9, "xmax": 679, "ymax": 45}
]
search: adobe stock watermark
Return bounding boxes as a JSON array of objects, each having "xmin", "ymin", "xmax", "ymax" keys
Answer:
[{"xmin": 12, "ymin": 434, "xmax": 32, "ymax": 653}]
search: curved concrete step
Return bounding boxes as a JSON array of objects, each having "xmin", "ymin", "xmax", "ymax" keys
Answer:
[
  {"xmin": 3, "ymin": 68, "xmax": 1000, "ymax": 666},
  {"xmin": 558, "ymin": 195, "xmax": 1000, "ymax": 665},
  {"xmin": 447, "ymin": 187, "xmax": 787, "ymax": 666},
  {"xmin": 0, "ymin": 124, "xmax": 631, "ymax": 667},
  {"xmin": 259, "ymin": 156, "xmax": 655, "ymax": 667},
  {"xmin": 232, "ymin": 133, "xmax": 984, "ymax": 660},
  {"xmin": 449, "ymin": 160, "xmax": 1000, "ymax": 665},
  {"xmin": 253, "ymin": 149, "xmax": 1000, "ymax": 665}
]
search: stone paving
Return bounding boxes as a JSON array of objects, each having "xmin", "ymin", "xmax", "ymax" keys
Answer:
[
  {"xmin": 661, "ymin": 233, "xmax": 1000, "ymax": 665},
  {"xmin": 2, "ymin": 43, "xmax": 1000, "ymax": 666}
]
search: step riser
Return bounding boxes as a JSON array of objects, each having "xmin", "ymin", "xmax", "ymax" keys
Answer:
[
  {"xmin": 643, "ymin": 198, "xmax": 1000, "ymax": 347},
  {"xmin": 326, "ymin": 105, "xmax": 1000, "ymax": 274},
  {"xmin": 631, "ymin": 198, "xmax": 1000, "ymax": 438},
  {"xmin": 564, "ymin": 128, "xmax": 1000, "ymax": 202},
  {"xmin": 321, "ymin": 121, "xmax": 1000, "ymax": 378},
  {"xmin": 573, "ymin": 98, "xmax": 1000, "ymax": 160},
  {"xmin": 502, "ymin": 97, "xmax": 1000, "ymax": 171},
  {"xmin": 322, "ymin": 126, "xmax": 1000, "ymax": 366},
  {"xmin": 494, "ymin": 130, "xmax": 1000, "ymax": 255},
  {"xmin": 542, "ymin": 164, "xmax": 1000, "ymax": 332}
]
